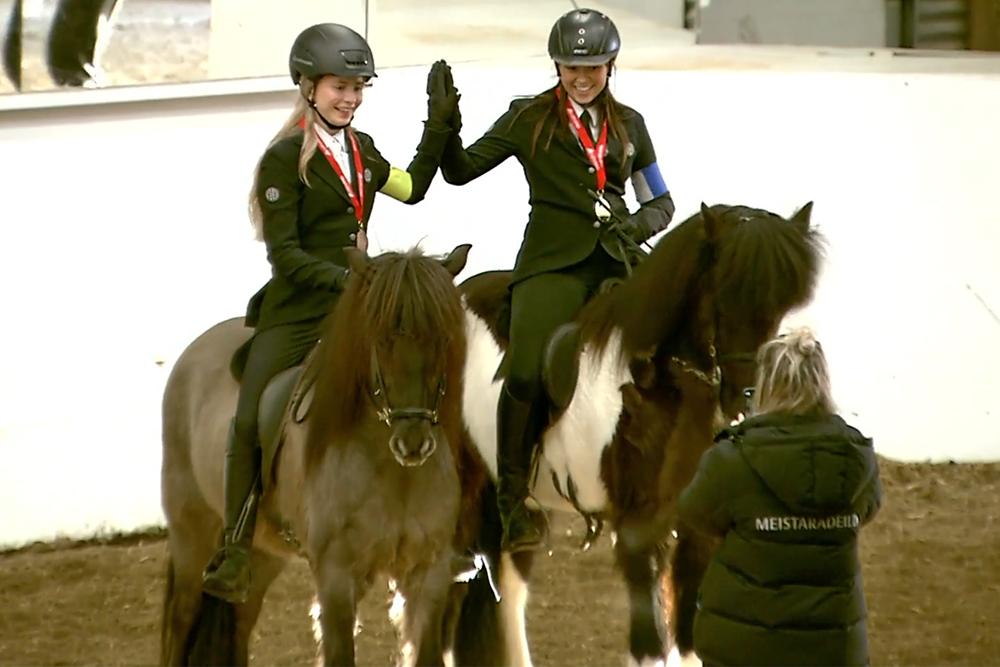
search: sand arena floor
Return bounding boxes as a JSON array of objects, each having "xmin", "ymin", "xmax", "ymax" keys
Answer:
[{"xmin": 1, "ymin": 457, "xmax": 998, "ymax": 666}]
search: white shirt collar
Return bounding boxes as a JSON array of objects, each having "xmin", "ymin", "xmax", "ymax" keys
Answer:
[
  {"xmin": 314, "ymin": 122, "xmax": 346, "ymax": 153},
  {"xmin": 568, "ymin": 97, "xmax": 601, "ymax": 135}
]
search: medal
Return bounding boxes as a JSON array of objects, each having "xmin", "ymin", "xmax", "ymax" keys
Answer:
[
  {"xmin": 564, "ymin": 92, "xmax": 610, "ymax": 223},
  {"xmin": 594, "ymin": 193, "xmax": 611, "ymax": 221},
  {"xmin": 313, "ymin": 125, "xmax": 368, "ymax": 254}
]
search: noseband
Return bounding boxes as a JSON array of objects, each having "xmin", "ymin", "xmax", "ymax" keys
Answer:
[{"xmin": 370, "ymin": 348, "xmax": 447, "ymax": 427}]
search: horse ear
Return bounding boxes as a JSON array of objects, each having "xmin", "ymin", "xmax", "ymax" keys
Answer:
[
  {"xmin": 441, "ymin": 243, "xmax": 472, "ymax": 278},
  {"xmin": 700, "ymin": 202, "xmax": 720, "ymax": 240},
  {"xmin": 344, "ymin": 246, "xmax": 370, "ymax": 275},
  {"xmin": 790, "ymin": 201, "xmax": 814, "ymax": 230}
]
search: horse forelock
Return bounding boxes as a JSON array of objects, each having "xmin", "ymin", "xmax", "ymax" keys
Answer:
[
  {"xmin": 711, "ymin": 205, "xmax": 826, "ymax": 324},
  {"xmin": 304, "ymin": 247, "xmax": 468, "ymax": 470},
  {"xmin": 363, "ymin": 249, "xmax": 467, "ymax": 347}
]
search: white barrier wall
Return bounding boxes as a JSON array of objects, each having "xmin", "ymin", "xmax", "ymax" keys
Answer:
[{"xmin": 1, "ymin": 57, "xmax": 999, "ymax": 549}]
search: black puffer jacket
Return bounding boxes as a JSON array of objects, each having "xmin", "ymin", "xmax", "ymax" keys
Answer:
[{"xmin": 677, "ymin": 412, "xmax": 883, "ymax": 667}]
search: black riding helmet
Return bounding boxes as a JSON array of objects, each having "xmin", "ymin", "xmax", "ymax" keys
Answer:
[
  {"xmin": 288, "ymin": 22, "xmax": 376, "ymax": 85},
  {"xmin": 547, "ymin": 8, "xmax": 621, "ymax": 67}
]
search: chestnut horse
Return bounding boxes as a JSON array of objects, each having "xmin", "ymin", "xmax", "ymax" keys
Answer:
[
  {"xmin": 448, "ymin": 203, "xmax": 826, "ymax": 667},
  {"xmin": 159, "ymin": 244, "xmax": 493, "ymax": 666}
]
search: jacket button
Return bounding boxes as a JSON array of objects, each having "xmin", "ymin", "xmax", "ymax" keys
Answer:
[
  {"xmin": 588, "ymin": 166, "xmax": 596, "ymax": 174},
  {"xmin": 347, "ymin": 206, "xmax": 355, "ymax": 214},
  {"xmin": 593, "ymin": 221, "xmax": 601, "ymax": 228},
  {"xmin": 349, "ymin": 232, "xmax": 357, "ymax": 241}
]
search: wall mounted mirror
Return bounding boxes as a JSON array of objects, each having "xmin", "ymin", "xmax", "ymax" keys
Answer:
[{"xmin": 1, "ymin": 0, "xmax": 690, "ymax": 101}]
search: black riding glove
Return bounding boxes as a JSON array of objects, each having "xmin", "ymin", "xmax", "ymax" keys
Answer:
[
  {"xmin": 426, "ymin": 60, "xmax": 459, "ymax": 129},
  {"xmin": 620, "ymin": 215, "xmax": 651, "ymax": 245},
  {"xmin": 443, "ymin": 63, "xmax": 462, "ymax": 133}
]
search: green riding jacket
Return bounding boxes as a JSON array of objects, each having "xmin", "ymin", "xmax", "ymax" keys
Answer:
[{"xmin": 678, "ymin": 412, "xmax": 883, "ymax": 667}]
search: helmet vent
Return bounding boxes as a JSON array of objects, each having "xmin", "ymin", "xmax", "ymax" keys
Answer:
[{"xmin": 341, "ymin": 50, "xmax": 370, "ymax": 68}]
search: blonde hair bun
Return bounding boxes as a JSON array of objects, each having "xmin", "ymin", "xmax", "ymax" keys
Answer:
[{"xmin": 783, "ymin": 325, "xmax": 820, "ymax": 355}]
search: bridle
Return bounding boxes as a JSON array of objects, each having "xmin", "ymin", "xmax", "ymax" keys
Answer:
[
  {"xmin": 369, "ymin": 347, "xmax": 447, "ymax": 427},
  {"xmin": 666, "ymin": 219, "xmax": 760, "ymax": 412}
]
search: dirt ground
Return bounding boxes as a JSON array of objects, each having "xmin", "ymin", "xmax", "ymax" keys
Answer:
[{"xmin": 1, "ymin": 457, "xmax": 999, "ymax": 666}]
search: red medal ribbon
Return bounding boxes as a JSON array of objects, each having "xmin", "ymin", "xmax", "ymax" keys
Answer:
[
  {"xmin": 564, "ymin": 94, "xmax": 608, "ymax": 192},
  {"xmin": 299, "ymin": 117, "xmax": 365, "ymax": 229}
]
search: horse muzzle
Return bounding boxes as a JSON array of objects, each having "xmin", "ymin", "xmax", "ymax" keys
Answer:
[{"xmin": 388, "ymin": 419, "xmax": 438, "ymax": 467}]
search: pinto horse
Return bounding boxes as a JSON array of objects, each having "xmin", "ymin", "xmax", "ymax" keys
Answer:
[
  {"xmin": 448, "ymin": 203, "xmax": 826, "ymax": 667},
  {"xmin": 159, "ymin": 243, "xmax": 493, "ymax": 666}
]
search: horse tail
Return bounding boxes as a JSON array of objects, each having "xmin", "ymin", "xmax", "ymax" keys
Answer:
[
  {"xmin": 451, "ymin": 478, "xmax": 507, "ymax": 667},
  {"xmin": 182, "ymin": 593, "xmax": 241, "ymax": 666}
]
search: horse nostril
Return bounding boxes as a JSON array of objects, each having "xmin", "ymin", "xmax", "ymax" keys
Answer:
[
  {"xmin": 389, "ymin": 437, "xmax": 406, "ymax": 459},
  {"xmin": 420, "ymin": 438, "xmax": 435, "ymax": 458}
]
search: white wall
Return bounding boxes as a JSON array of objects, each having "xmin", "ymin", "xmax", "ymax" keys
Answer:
[{"xmin": 1, "ymin": 53, "xmax": 999, "ymax": 549}]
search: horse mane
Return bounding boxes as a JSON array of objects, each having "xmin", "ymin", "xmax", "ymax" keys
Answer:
[
  {"xmin": 577, "ymin": 211, "xmax": 716, "ymax": 361},
  {"xmin": 577, "ymin": 203, "xmax": 826, "ymax": 363},
  {"xmin": 304, "ymin": 247, "xmax": 468, "ymax": 467},
  {"xmin": 711, "ymin": 204, "xmax": 826, "ymax": 328}
]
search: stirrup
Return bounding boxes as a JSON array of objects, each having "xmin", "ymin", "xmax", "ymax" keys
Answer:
[{"xmin": 501, "ymin": 502, "xmax": 544, "ymax": 553}]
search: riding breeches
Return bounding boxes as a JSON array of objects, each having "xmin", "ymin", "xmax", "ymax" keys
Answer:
[
  {"xmin": 233, "ymin": 317, "xmax": 324, "ymax": 448},
  {"xmin": 506, "ymin": 245, "xmax": 626, "ymax": 404}
]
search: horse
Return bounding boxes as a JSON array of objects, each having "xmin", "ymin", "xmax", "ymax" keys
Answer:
[
  {"xmin": 447, "ymin": 202, "xmax": 826, "ymax": 667},
  {"xmin": 159, "ymin": 243, "xmax": 494, "ymax": 667},
  {"xmin": 2, "ymin": 0, "xmax": 20, "ymax": 91},
  {"xmin": 44, "ymin": 0, "xmax": 125, "ymax": 88}
]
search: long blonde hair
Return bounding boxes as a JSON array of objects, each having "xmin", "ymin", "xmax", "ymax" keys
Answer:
[
  {"xmin": 751, "ymin": 326, "xmax": 837, "ymax": 416},
  {"xmin": 248, "ymin": 78, "xmax": 321, "ymax": 241}
]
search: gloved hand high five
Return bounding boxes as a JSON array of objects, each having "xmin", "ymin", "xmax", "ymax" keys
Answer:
[
  {"xmin": 442, "ymin": 63, "xmax": 462, "ymax": 133},
  {"xmin": 426, "ymin": 60, "xmax": 459, "ymax": 128}
]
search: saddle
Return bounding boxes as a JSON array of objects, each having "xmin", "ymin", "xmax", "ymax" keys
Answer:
[
  {"xmin": 229, "ymin": 338, "xmax": 317, "ymax": 488},
  {"xmin": 465, "ymin": 274, "xmax": 625, "ymax": 551},
  {"xmin": 476, "ymin": 275, "xmax": 625, "ymax": 423}
]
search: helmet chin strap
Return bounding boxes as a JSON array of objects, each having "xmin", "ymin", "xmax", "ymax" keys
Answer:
[{"xmin": 303, "ymin": 93, "xmax": 351, "ymax": 131}]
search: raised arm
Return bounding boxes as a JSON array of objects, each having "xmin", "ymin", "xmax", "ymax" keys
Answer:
[
  {"xmin": 377, "ymin": 60, "xmax": 458, "ymax": 205},
  {"xmin": 438, "ymin": 92, "xmax": 520, "ymax": 186}
]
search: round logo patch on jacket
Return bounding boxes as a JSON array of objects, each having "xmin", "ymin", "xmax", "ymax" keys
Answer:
[
  {"xmin": 265, "ymin": 186, "xmax": 280, "ymax": 202},
  {"xmin": 364, "ymin": 168, "xmax": 372, "ymax": 183}
]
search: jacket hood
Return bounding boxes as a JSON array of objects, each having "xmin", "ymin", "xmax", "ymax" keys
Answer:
[{"xmin": 732, "ymin": 413, "xmax": 878, "ymax": 515}]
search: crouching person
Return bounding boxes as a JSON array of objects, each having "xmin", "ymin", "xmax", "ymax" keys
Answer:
[{"xmin": 678, "ymin": 326, "xmax": 883, "ymax": 667}]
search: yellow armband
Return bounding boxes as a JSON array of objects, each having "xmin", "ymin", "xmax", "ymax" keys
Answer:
[{"xmin": 379, "ymin": 166, "xmax": 413, "ymax": 202}]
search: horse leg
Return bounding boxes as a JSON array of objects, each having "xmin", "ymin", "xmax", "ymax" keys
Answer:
[
  {"xmin": 615, "ymin": 534, "xmax": 670, "ymax": 667},
  {"xmin": 395, "ymin": 555, "xmax": 453, "ymax": 667},
  {"xmin": 669, "ymin": 524, "xmax": 711, "ymax": 666},
  {"xmin": 160, "ymin": 487, "xmax": 223, "ymax": 666},
  {"xmin": 230, "ymin": 549, "xmax": 289, "ymax": 663},
  {"xmin": 449, "ymin": 479, "xmax": 509, "ymax": 667},
  {"xmin": 161, "ymin": 553, "xmax": 209, "ymax": 667},
  {"xmin": 498, "ymin": 550, "xmax": 535, "ymax": 667},
  {"xmin": 439, "ymin": 572, "xmax": 470, "ymax": 667},
  {"xmin": 313, "ymin": 549, "xmax": 366, "ymax": 667}
]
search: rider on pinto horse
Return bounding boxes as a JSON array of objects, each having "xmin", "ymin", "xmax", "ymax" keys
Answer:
[{"xmin": 437, "ymin": 7, "xmax": 676, "ymax": 553}]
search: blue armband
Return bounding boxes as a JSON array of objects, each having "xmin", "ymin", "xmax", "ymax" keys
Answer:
[{"xmin": 631, "ymin": 162, "xmax": 669, "ymax": 204}]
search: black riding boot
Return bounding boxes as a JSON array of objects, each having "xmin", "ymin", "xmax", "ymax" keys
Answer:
[
  {"xmin": 202, "ymin": 418, "xmax": 260, "ymax": 604},
  {"xmin": 496, "ymin": 386, "xmax": 544, "ymax": 553}
]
